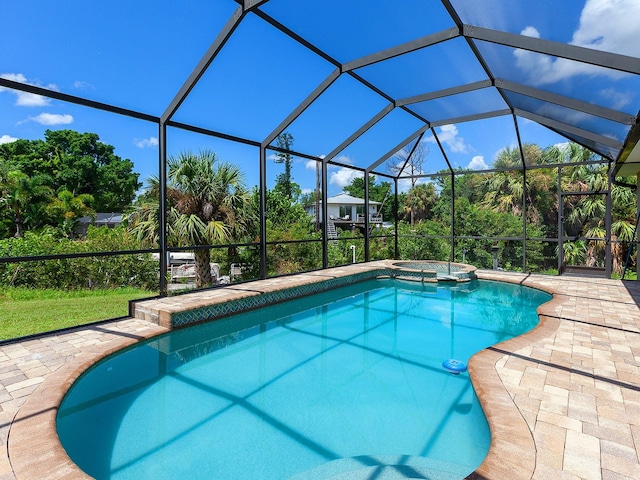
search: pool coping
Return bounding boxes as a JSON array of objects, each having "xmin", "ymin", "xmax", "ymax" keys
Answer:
[
  {"xmin": 465, "ymin": 275, "xmax": 564, "ymax": 480},
  {"xmin": 130, "ymin": 260, "xmax": 476, "ymax": 329},
  {"xmin": 8, "ymin": 262, "xmax": 561, "ymax": 480}
]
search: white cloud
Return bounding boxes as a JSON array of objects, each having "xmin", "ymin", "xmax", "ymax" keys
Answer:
[
  {"xmin": 0, "ymin": 134, "xmax": 18, "ymax": 145},
  {"xmin": 426, "ymin": 124, "xmax": 469, "ymax": 154},
  {"xmin": 73, "ymin": 80, "xmax": 94, "ymax": 90},
  {"xmin": 29, "ymin": 113, "xmax": 73, "ymax": 125},
  {"xmin": 15, "ymin": 91, "xmax": 50, "ymax": 107},
  {"xmin": 467, "ymin": 156, "xmax": 489, "ymax": 170},
  {"xmin": 514, "ymin": 0, "xmax": 640, "ymax": 85},
  {"xmin": 598, "ymin": 87, "xmax": 632, "ymax": 110},
  {"xmin": 330, "ymin": 154, "xmax": 355, "ymax": 166},
  {"xmin": 305, "ymin": 159, "xmax": 319, "ymax": 170},
  {"xmin": 330, "ymin": 167, "xmax": 363, "ymax": 188},
  {"xmin": 397, "ymin": 178, "xmax": 413, "ymax": 193},
  {"xmin": 397, "ymin": 177, "xmax": 424, "ymax": 193},
  {"xmin": 398, "ymin": 177, "xmax": 435, "ymax": 193},
  {"xmin": 134, "ymin": 136, "xmax": 159, "ymax": 148},
  {"xmin": 536, "ymin": 102, "xmax": 593, "ymax": 125},
  {"xmin": 0, "ymin": 73, "xmax": 58, "ymax": 107},
  {"xmin": 0, "ymin": 72, "xmax": 27, "ymax": 84},
  {"xmin": 572, "ymin": 0, "xmax": 640, "ymax": 56},
  {"xmin": 300, "ymin": 188, "xmax": 313, "ymax": 195}
]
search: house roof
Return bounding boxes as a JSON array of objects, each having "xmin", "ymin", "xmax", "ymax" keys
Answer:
[
  {"xmin": 78, "ymin": 213, "xmax": 124, "ymax": 224},
  {"xmin": 326, "ymin": 192, "xmax": 382, "ymax": 205}
]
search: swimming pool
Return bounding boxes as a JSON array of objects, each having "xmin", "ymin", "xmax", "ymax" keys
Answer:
[{"xmin": 57, "ymin": 278, "xmax": 550, "ymax": 479}]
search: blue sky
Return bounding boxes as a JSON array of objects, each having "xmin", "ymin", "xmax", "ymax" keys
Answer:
[{"xmin": 1, "ymin": 0, "xmax": 639, "ymax": 199}]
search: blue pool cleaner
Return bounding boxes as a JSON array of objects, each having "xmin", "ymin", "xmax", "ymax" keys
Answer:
[{"xmin": 442, "ymin": 358, "xmax": 467, "ymax": 375}]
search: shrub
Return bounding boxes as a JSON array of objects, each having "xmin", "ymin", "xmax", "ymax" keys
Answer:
[{"xmin": 0, "ymin": 226, "xmax": 158, "ymax": 289}]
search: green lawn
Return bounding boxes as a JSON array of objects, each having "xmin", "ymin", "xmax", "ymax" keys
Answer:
[{"xmin": 0, "ymin": 287, "xmax": 157, "ymax": 341}]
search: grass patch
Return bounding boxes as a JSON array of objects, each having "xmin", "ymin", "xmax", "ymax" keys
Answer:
[
  {"xmin": 0, "ymin": 287, "xmax": 157, "ymax": 341},
  {"xmin": 612, "ymin": 271, "xmax": 638, "ymax": 280}
]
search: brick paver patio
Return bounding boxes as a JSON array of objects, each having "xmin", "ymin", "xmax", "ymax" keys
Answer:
[{"xmin": 1, "ymin": 264, "xmax": 639, "ymax": 479}]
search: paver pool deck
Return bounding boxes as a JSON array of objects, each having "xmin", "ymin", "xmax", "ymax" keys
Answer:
[{"xmin": 1, "ymin": 262, "xmax": 639, "ymax": 479}]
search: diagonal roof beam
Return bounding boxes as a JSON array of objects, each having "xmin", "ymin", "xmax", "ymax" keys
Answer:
[
  {"xmin": 496, "ymin": 79, "xmax": 637, "ymax": 125},
  {"xmin": 323, "ymin": 103, "xmax": 396, "ymax": 164},
  {"xmin": 397, "ymin": 79, "xmax": 492, "ymax": 106},
  {"xmin": 438, "ymin": 1, "xmax": 518, "ymax": 122},
  {"xmin": 343, "ymin": 27, "xmax": 460, "ymax": 72},
  {"xmin": 394, "ymin": 132, "xmax": 425, "ymax": 181},
  {"xmin": 431, "ymin": 126, "xmax": 454, "ymax": 173},
  {"xmin": 262, "ymin": 68, "xmax": 341, "ymax": 147},
  {"xmin": 252, "ymin": 8, "xmax": 432, "ymax": 127},
  {"xmin": 464, "ymin": 25, "xmax": 640, "ymax": 75},
  {"xmin": 161, "ymin": 5, "xmax": 247, "ymax": 124},
  {"xmin": 516, "ymin": 109, "xmax": 624, "ymax": 149},
  {"xmin": 512, "ymin": 113, "xmax": 527, "ymax": 168},
  {"xmin": 241, "ymin": 0, "xmax": 271, "ymax": 9},
  {"xmin": 430, "ymin": 109, "xmax": 511, "ymax": 128},
  {"xmin": 0, "ymin": 77, "xmax": 158, "ymax": 123},
  {"xmin": 367, "ymin": 125, "xmax": 430, "ymax": 173}
]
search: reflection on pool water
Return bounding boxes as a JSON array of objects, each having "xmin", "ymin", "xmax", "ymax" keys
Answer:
[{"xmin": 57, "ymin": 278, "xmax": 550, "ymax": 480}]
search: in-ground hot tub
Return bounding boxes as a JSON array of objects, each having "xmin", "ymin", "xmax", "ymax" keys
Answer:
[{"xmin": 392, "ymin": 260, "xmax": 477, "ymax": 282}]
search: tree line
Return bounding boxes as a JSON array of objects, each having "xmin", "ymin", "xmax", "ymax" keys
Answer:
[
  {"xmin": 0, "ymin": 129, "xmax": 140, "ymax": 238},
  {"xmin": 1, "ymin": 129, "xmax": 637, "ymax": 290}
]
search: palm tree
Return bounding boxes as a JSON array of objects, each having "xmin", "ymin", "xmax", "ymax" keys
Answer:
[
  {"xmin": 559, "ymin": 240, "xmax": 588, "ymax": 267},
  {"xmin": 404, "ymin": 182, "xmax": 437, "ymax": 224},
  {"xmin": 45, "ymin": 189, "xmax": 95, "ymax": 237},
  {"xmin": 0, "ymin": 169, "xmax": 53, "ymax": 237},
  {"xmin": 481, "ymin": 144, "xmax": 555, "ymax": 225},
  {"xmin": 559, "ymin": 152, "xmax": 637, "ymax": 273},
  {"xmin": 128, "ymin": 150, "xmax": 253, "ymax": 287}
]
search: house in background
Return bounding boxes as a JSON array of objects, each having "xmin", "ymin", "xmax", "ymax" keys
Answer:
[
  {"xmin": 306, "ymin": 192, "xmax": 383, "ymax": 234},
  {"xmin": 76, "ymin": 212, "xmax": 123, "ymax": 236}
]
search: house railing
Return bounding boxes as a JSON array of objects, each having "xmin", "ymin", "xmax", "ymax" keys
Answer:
[{"xmin": 356, "ymin": 213, "xmax": 383, "ymax": 223}]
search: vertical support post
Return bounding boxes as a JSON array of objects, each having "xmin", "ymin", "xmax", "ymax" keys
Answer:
[
  {"xmin": 394, "ymin": 178, "xmax": 399, "ymax": 260},
  {"xmin": 364, "ymin": 173, "xmax": 370, "ymax": 262},
  {"xmin": 322, "ymin": 161, "xmax": 329, "ymax": 269},
  {"xmin": 158, "ymin": 122, "xmax": 168, "ymax": 295},
  {"xmin": 315, "ymin": 161, "xmax": 321, "ymax": 231},
  {"xmin": 522, "ymin": 166, "xmax": 527, "ymax": 272},
  {"xmin": 557, "ymin": 166, "xmax": 563, "ymax": 275},
  {"xmin": 450, "ymin": 171, "xmax": 455, "ymax": 262},
  {"xmin": 514, "ymin": 112, "xmax": 527, "ymax": 272},
  {"xmin": 637, "ymin": 172, "xmax": 640, "ymax": 279},
  {"xmin": 259, "ymin": 146, "xmax": 267, "ymax": 279},
  {"xmin": 605, "ymin": 163, "xmax": 613, "ymax": 278}
]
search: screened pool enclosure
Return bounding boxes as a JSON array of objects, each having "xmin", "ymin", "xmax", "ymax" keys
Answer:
[{"xmin": 1, "ymin": 0, "xmax": 640, "ymax": 304}]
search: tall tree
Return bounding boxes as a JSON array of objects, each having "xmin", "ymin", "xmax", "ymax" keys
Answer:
[
  {"xmin": 128, "ymin": 150, "xmax": 253, "ymax": 287},
  {"xmin": 344, "ymin": 175, "xmax": 390, "ymax": 202},
  {"xmin": 388, "ymin": 142, "xmax": 429, "ymax": 224},
  {"xmin": 273, "ymin": 132, "xmax": 297, "ymax": 200},
  {"xmin": 344, "ymin": 175, "xmax": 393, "ymax": 220},
  {"xmin": 0, "ymin": 130, "xmax": 140, "ymax": 212},
  {"xmin": 388, "ymin": 141, "xmax": 428, "ymax": 188}
]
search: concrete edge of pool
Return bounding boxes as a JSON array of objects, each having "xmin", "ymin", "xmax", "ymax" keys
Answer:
[{"xmin": 7, "ymin": 261, "xmax": 560, "ymax": 480}]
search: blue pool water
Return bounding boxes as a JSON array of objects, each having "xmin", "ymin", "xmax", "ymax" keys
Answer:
[{"xmin": 57, "ymin": 278, "xmax": 550, "ymax": 480}]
